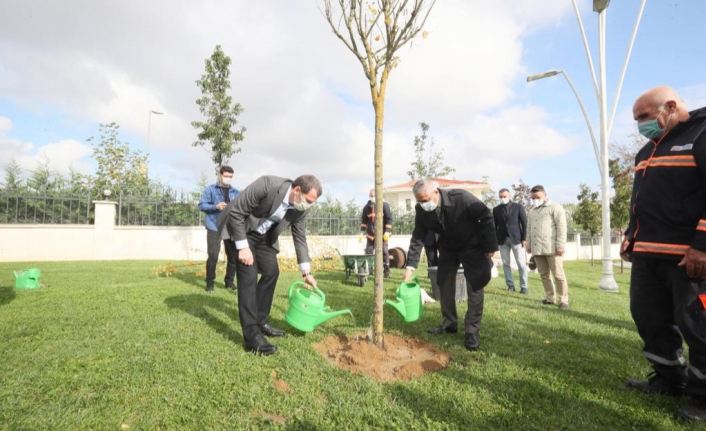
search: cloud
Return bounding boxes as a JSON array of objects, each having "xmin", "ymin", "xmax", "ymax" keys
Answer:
[
  {"xmin": 0, "ymin": 0, "xmax": 577, "ymax": 203},
  {"xmin": 0, "ymin": 116, "xmax": 94, "ymax": 179}
]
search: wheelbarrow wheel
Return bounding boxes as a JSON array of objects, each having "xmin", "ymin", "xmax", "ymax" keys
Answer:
[{"xmin": 357, "ymin": 275, "xmax": 366, "ymax": 287}]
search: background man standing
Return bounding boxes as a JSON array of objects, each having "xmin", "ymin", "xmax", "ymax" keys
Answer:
[
  {"xmin": 198, "ymin": 166, "xmax": 239, "ymax": 292},
  {"xmin": 217, "ymin": 174, "xmax": 321, "ymax": 356},
  {"xmin": 493, "ymin": 188, "xmax": 528, "ymax": 294},
  {"xmin": 403, "ymin": 179, "xmax": 498, "ymax": 352},
  {"xmin": 526, "ymin": 185, "xmax": 568, "ymax": 309},
  {"xmin": 360, "ymin": 189, "xmax": 393, "ymax": 278},
  {"xmin": 622, "ymin": 86, "xmax": 706, "ymax": 422}
]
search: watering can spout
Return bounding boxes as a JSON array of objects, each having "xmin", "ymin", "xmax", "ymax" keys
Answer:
[
  {"xmin": 385, "ymin": 299, "xmax": 406, "ymax": 319},
  {"xmin": 318, "ymin": 308, "xmax": 353, "ymax": 325}
]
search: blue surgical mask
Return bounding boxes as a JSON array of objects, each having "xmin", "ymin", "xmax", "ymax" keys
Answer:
[{"xmin": 637, "ymin": 106, "xmax": 666, "ymax": 140}]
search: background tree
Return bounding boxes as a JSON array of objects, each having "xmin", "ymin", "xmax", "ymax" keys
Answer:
[
  {"xmin": 480, "ymin": 176, "xmax": 497, "ymax": 209},
  {"xmin": 609, "ymin": 133, "xmax": 643, "ymax": 272},
  {"xmin": 511, "ymin": 179, "xmax": 532, "ymax": 214},
  {"xmin": 88, "ymin": 122, "xmax": 149, "ymax": 193},
  {"xmin": 574, "ymin": 183, "xmax": 602, "ymax": 265},
  {"xmin": 322, "ymin": 0, "xmax": 437, "ymax": 347},
  {"xmin": 406, "ymin": 122, "xmax": 455, "ymax": 180},
  {"xmin": 192, "ymin": 45, "xmax": 246, "ymax": 173},
  {"xmin": 2, "ymin": 156, "xmax": 24, "ymax": 191}
]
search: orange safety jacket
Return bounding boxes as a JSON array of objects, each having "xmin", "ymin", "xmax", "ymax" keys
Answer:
[
  {"xmin": 626, "ymin": 107, "xmax": 706, "ymax": 260},
  {"xmin": 360, "ymin": 200, "xmax": 393, "ymax": 241}
]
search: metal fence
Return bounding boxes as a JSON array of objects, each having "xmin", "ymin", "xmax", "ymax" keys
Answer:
[
  {"xmin": 0, "ymin": 185, "xmax": 420, "ymax": 233},
  {"xmin": 0, "ymin": 185, "xmax": 204, "ymax": 226}
]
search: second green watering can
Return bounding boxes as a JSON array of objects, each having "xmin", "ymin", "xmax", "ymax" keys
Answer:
[
  {"xmin": 385, "ymin": 276, "xmax": 423, "ymax": 322},
  {"xmin": 285, "ymin": 281, "xmax": 352, "ymax": 332}
]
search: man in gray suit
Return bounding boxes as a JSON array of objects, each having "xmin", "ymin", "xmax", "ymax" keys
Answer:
[{"xmin": 218, "ymin": 175, "xmax": 322, "ymax": 355}]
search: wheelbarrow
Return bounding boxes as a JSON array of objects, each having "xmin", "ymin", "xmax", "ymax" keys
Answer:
[{"xmin": 336, "ymin": 249, "xmax": 375, "ymax": 287}]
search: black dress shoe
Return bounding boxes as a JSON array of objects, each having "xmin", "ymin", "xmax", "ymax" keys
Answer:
[
  {"xmin": 244, "ymin": 334, "xmax": 278, "ymax": 355},
  {"xmin": 205, "ymin": 282, "xmax": 214, "ymax": 293},
  {"xmin": 428, "ymin": 325, "xmax": 458, "ymax": 334},
  {"xmin": 261, "ymin": 324, "xmax": 286, "ymax": 337},
  {"xmin": 225, "ymin": 282, "xmax": 237, "ymax": 291},
  {"xmin": 464, "ymin": 333, "xmax": 479, "ymax": 351}
]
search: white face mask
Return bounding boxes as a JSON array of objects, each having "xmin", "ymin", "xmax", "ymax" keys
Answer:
[
  {"xmin": 499, "ymin": 197, "xmax": 510, "ymax": 205},
  {"xmin": 420, "ymin": 200, "xmax": 437, "ymax": 212},
  {"xmin": 294, "ymin": 191, "xmax": 313, "ymax": 211},
  {"xmin": 531, "ymin": 198, "xmax": 544, "ymax": 208},
  {"xmin": 221, "ymin": 176, "xmax": 232, "ymax": 186},
  {"xmin": 369, "ymin": 197, "xmax": 375, "ymax": 204}
]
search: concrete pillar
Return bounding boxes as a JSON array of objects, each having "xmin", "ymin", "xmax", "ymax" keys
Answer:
[{"xmin": 94, "ymin": 201, "xmax": 117, "ymax": 260}]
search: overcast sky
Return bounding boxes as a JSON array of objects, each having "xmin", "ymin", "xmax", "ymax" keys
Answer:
[{"xmin": 1, "ymin": 0, "xmax": 705, "ymax": 204}]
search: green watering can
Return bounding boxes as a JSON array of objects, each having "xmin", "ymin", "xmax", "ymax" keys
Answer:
[
  {"xmin": 14, "ymin": 268, "xmax": 41, "ymax": 289},
  {"xmin": 285, "ymin": 281, "xmax": 353, "ymax": 332},
  {"xmin": 385, "ymin": 276, "xmax": 423, "ymax": 322}
]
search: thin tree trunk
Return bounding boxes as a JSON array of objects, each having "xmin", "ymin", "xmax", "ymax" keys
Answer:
[{"xmin": 371, "ymin": 83, "xmax": 387, "ymax": 348}]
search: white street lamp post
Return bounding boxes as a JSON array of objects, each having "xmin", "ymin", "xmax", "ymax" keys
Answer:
[
  {"xmin": 146, "ymin": 110, "xmax": 164, "ymax": 175},
  {"xmin": 526, "ymin": 0, "xmax": 647, "ymax": 292}
]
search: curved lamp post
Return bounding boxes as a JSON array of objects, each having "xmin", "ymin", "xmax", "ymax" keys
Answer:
[{"xmin": 526, "ymin": 0, "xmax": 647, "ymax": 292}]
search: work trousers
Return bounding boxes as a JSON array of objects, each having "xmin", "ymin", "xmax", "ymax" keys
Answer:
[
  {"xmin": 435, "ymin": 247, "xmax": 492, "ymax": 334},
  {"xmin": 365, "ymin": 239, "xmax": 390, "ymax": 270},
  {"xmin": 533, "ymin": 254, "xmax": 569, "ymax": 305},
  {"xmin": 630, "ymin": 257, "xmax": 706, "ymax": 395},
  {"xmin": 206, "ymin": 229, "xmax": 237, "ymax": 285},
  {"xmin": 236, "ymin": 232, "xmax": 280, "ymax": 341}
]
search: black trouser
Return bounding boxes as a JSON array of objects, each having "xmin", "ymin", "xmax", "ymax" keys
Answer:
[
  {"xmin": 630, "ymin": 257, "xmax": 706, "ymax": 395},
  {"xmin": 436, "ymin": 247, "xmax": 492, "ymax": 334},
  {"xmin": 236, "ymin": 232, "xmax": 280, "ymax": 341},
  {"xmin": 206, "ymin": 229, "xmax": 237, "ymax": 285},
  {"xmin": 365, "ymin": 239, "xmax": 389, "ymax": 272}
]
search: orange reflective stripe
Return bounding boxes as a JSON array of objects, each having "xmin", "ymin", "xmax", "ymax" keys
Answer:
[
  {"xmin": 640, "ymin": 155, "xmax": 697, "ymax": 168},
  {"xmin": 699, "ymin": 294, "xmax": 706, "ymax": 309},
  {"xmin": 633, "ymin": 241, "xmax": 689, "ymax": 255},
  {"xmin": 698, "ymin": 220, "xmax": 706, "ymax": 232}
]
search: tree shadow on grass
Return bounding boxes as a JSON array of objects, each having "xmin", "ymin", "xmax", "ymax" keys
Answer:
[
  {"xmin": 164, "ymin": 293, "xmax": 244, "ymax": 345},
  {"xmin": 0, "ymin": 285, "xmax": 16, "ymax": 306},
  {"xmin": 171, "ymin": 271, "xmax": 203, "ymax": 289}
]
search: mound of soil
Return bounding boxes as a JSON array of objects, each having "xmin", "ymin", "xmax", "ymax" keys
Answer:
[{"xmin": 313, "ymin": 333, "xmax": 451, "ymax": 382}]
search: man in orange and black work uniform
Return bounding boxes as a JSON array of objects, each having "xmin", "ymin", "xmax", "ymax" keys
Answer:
[
  {"xmin": 360, "ymin": 189, "xmax": 393, "ymax": 278},
  {"xmin": 622, "ymin": 86, "xmax": 706, "ymax": 422}
]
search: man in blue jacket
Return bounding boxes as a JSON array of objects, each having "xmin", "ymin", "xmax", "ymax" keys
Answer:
[{"xmin": 198, "ymin": 166, "xmax": 239, "ymax": 292}]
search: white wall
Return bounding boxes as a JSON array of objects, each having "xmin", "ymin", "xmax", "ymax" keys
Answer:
[{"xmin": 0, "ymin": 202, "xmax": 620, "ymax": 262}]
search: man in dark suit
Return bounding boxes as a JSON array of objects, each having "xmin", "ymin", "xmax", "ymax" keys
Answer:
[
  {"xmin": 403, "ymin": 179, "xmax": 498, "ymax": 351},
  {"xmin": 217, "ymin": 175, "xmax": 322, "ymax": 355},
  {"xmin": 492, "ymin": 188, "xmax": 529, "ymax": 294}
]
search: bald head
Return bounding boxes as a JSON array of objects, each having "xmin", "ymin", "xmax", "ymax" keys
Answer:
[{"xmin": 633, "ymin": 86, "xmax": 689, "ymax": 135}]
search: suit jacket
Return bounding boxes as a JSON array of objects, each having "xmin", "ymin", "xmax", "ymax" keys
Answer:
[
  {"xmin": 492, "ymin": 201, "xmax": 527, "ymax": 245},
  {"xmin": 216, "ymin": 175, "xmax": 311, "ymax": 263},
  {"xmin": 406, "ymin": 188, "xmax": 498, "ymax": 268}
]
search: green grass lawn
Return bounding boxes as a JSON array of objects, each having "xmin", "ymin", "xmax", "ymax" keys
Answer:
[{"xmin": 0, "ymin": 260, "xmax": 699, "ymax": 430}]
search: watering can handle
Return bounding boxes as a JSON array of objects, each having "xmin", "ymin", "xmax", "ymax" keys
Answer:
[
  {"xmin": 289, "ymin": 281, "xmax": 306, "ymax": 299},
  {"xmin": 288, "ymin": 281, "xmax": 325, "ymax": 302}
]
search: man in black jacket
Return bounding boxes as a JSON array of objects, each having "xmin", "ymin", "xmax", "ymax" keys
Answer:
[
  {"xmin": 492, "ymin": 188, "xmax": 528, "ymax": 294},
  {"xmin": 403, "ymin": 179, "xmax": 498, "ymax": 351},
  {"xmin": 360, "ymin": 189, "xmax": 393, "ymax": 278},
  {"xmin": 622, "ymin": 86, "xmax": 706, "ymax": 421}
]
